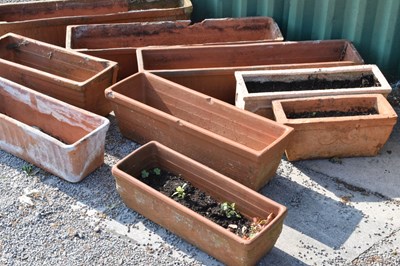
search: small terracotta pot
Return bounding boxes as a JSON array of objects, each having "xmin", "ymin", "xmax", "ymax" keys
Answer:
[
  {"xmin": 139, "ymin": 40, "xmax": 364, "ymax": 104},
  {"xmin": 66, "ymin": 17, "xmax": 283, "ymax": 80},
  {"xmin": 235, "ymin": 65, "xmax": 392, "ymax": 118},
  {"xmin": 0, "ymin": 33, "xmax": 118, "ymax": 116},
  {"xmin": 112, "ymin": 141, "xmax": 287, "ymax": 266},
  {"xmin": 0, "ymin": 0, "xmax": 192, "ymax": 46},
  {"xmin": 0, "ymin": 78, "xmax": 110, "ymax": 182},
  {"xmin": 105, "ymin": 72, "xmax": 293, "ymax": 190},
  {"xmin": 272, "ymin": 94, "xmax": 398, "ymax": 161}
]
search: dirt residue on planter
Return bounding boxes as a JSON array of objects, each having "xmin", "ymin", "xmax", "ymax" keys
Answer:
[{"xmin": 246, "ymin": 74, "xmax": 380, "ymax": 93}]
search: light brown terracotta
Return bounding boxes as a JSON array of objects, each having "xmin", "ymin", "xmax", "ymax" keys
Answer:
[
  {"xmin": 66, "ymin": 17, "xmax": 283, "ymax": 80},
  {"xmin": 0, "ymin": 0, "xmax": 192, "ymax": 46},
  {"xmin": 235, "ymin": 65, "xmax": 393, "ymax": 119},
  {"xmin": 0, "ymin": 33, "xmax": 118, "ymax": 116},
  {"xmin": 272, "ymin": 94, "xmax": 398, "ymax": 161},
  {"xmin": 140, "ymin": 40, "xmax": 364, "ymax": 104},
  {"xmin": 105, "ymin": 72, "xmax": 293, "ymax": 190},
  {"xmin": 0, "ymin": 77, "xmax": 110, "ymax": 182},
  {"xmin": 112, "ymin": 141, "xmax": 287, "ymax": 266}
]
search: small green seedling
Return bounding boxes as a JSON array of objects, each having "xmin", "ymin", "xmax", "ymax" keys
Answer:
[
  {"xmin": 141, "ymin": 170, "xmax": 149, "ymax": 178},
  {"xmin": 172, "ymin": 183, "xmax": 187, "ymax": 199},
  {"xmin": 22, "ymin": 165, "xmax": 33, "ymax": 175},
  {"xmin": 153, "ymin": 168, "xmax": 161, "ymax": 175},
  {"xmin": 220, "ymin": 202, "xmax": 241, "ymax": 219}
]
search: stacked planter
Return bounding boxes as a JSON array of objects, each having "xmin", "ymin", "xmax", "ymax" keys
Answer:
[
  {"xmin": 0, "ymin": 0, "xmax": 193, "ymax": 46},
  {"xmin": 66, "ymin": 17, "xmax": 283, "ymax": 80},
  {"xmin": 235, "ymin": 65, "xmax": 392, "ymax": 118},
  {"xmin": 136, "ymin": 40, "xmax": 364, "ymax": 104}
]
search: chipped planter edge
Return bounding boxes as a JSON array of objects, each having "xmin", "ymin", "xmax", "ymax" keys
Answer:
[
  {"xmin": 105, "ymin": 72, "xmax": 293, "ymax": 190},
  {"xmin": 112, "ymin": 141, "xmax": 288, "ymax": 266},
  {"xmin": 235, "ymin": 65, "xmax": 392, "ymax": 119},
  {"xmin": 0, "ymin": 33, "xmax": 119, "ymax": 116},
  {"xmin": 0, "ymin": 77, "xmax": 110, "ymax": 183},
  {"xmin": 272, "ymin": 94, "xmax": 398, "ymax": 161}
]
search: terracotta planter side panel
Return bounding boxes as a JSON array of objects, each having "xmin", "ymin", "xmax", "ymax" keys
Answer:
[
  {"xmin": 67, "ymin": 17, "xmax": 283, "ymax": 49},
  {"xmin": 0, "ymin": 0, "xmax": 129, "ymax": 22},
  {"xmin": 139, "ymin": 40, "xmax": 363, "ymax": 71}
]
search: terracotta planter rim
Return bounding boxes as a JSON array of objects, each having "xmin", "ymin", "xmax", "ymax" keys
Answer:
[
  {"xmin": 1, "ymin": 77, "xmax": 110, "ymax": 147},
  {"xmin": 112, "ymin": 141, "xmax": 287, "ymax": 244},
  {"xmin": 105, "ymin": 72, "xmax": 293, "ymax": 156},
  {"xmin": 272, "ymin": 94, "xmax": 398, "ymax": 125}
]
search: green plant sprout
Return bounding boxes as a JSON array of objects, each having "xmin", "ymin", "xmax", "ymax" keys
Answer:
[
  {"xmin": 141, "ymin": 170, "xmax": 149, "ymax": 178},
  {"xmin": 172, "ymin": 183, "xmax": 187, "ymax": 199},
  {"xmin": 220, "ymin": 202, "xmax": 241, "ymax": 219},
  {"xmin": 22, "ymin": 164, "xmax": 33, "ymax": 175},
  {"xmin": 153, "ymin": 167, "xmax": 161, "ymax": 175}
]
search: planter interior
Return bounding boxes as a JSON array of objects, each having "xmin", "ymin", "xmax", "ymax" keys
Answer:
[
  {"xmin": 113, "ymin": 141, "xmax": 287, "ymax": 266},
  {"xmin": 0, "ymin": 78, "xmax": 110, "ymax": 182},
  {"xmin": 272, "ymin": 94, "xmax": 398, "ymax": 161},
  {"xmin": 106, "ymin": 72, "xmax": 293, "ymax": 190},
  {"xmin": 0, "ymin": 33, "xmax": 118, "ymax": 115},
  {"xmin": 66, "ymin": 17, "xmax": 283, "ymax": 80},
  {"xmin": 235, "ymin": 65, "xmax": 393, "ymax": 119}
]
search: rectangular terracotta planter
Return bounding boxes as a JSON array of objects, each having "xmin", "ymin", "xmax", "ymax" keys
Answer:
[
  {"xmin": 66, "ymin": 17, "xmax": 283, "ymax": 80},
  {"xmin": 141, "ymin": 40, "xmax": 364, "ymax": 104},
  {"xmin": 235, "ymin": 65, "xmax": 392, "ymax": 119},
  {"xmin": 0, "ymin": 77, "xmax": 110, "ymax": 183},
  {"xmin": 0, "ymin": 33, "xmax": 118, "ymax": 116},
  {"xmin": 112, "ymin": 141, "xmax": 287, "ymax": 266},
  {"xmin": 272, "ymin": 94, "xmax": 398, "ymax": 161},
  {"xmin": 105, "ymin": 72, "xmax": 293, "ymax": 190},
  {"xmin": 0, "ymin": 0, "xmax": 192, "ymax": 46}
]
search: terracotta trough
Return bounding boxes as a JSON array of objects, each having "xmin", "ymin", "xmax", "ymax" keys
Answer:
[
  {"xmin": 66, "ymin": 17, "xmax": 283, "ymax": 80},
  {"xmin": 105, "ymin": 72, "xmax": 293, "ymax": 190},
  {"xmin": 112, "ymin": 141, "xmax": 287, "ymax": 266},
  {"xmin": 0, "ymin": 0, "xmax": 192, "ymax": 46},
  {"xmin": 139, "ymin": 40, "xmax": 364, "ymax": 104},
  {"xmin": 0, "ymin": 33, "xmax": 118, "ymax": 116},
  {"xmin": 272, "ymin": 94, "xmax": 397, "ymax": 161},
  {"xmin": 0, "ymin": 78, "xmax": 110, "ymax": 183},
  {"xmin": 235, "ymin": 65, "xmax": 392, "ymax": 118}
]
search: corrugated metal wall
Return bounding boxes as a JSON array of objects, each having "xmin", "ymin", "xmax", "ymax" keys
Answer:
[{"xmin": 191, "ymin": 0, "xmax": 400, "ymax": 81}]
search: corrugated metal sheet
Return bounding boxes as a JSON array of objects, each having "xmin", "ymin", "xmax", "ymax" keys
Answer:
[{"xmin": 191, "ymin": 0, "xmax": 400, "ymax": 81}]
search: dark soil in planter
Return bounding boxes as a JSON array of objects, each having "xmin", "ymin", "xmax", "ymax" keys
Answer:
[
  {"xmin": 246, "ymin": 74, "xmax": 380, "ymax": 93},
  {"xmin": 137, "ymin": 167, "xmax": 272, "ymax": 239},
  {"xmin": 287, "ymin": 107, "xmax": 378, "ymax": 119}
]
